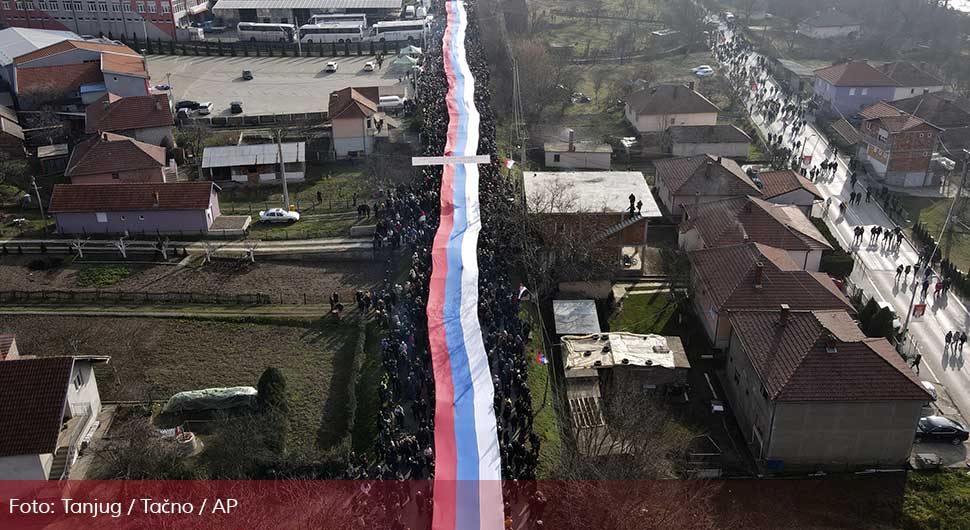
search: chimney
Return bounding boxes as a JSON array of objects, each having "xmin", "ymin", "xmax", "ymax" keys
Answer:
[
  {"xmin": 688, "ymin": 81, "xmax": 695, "ymax": 91},
  {"xmin": 779, "ymin": 304, "xmax": 790, "ymax": 326},
  {"xmin": 705, "ymin": 160, "xmax": 714, "ymax": 178},
  {"xmin": 567, "ymin": 128, "xmax": 575, "ymax": 152},
  {"xmin": 754, "ymin": 262, "xmax": 764, "ymax": 288},
  {"xmin": 153, "ymin": 191, "xmax": 160, "ymax": 207},
  {"xmin": 716, "ymin": 156, "xmax": 722, "ymax": 165}
]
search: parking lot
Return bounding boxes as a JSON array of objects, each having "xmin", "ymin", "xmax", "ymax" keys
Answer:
[{"xmin": 147, "ymin": 55, "xmax": 410, "ymax": 117}]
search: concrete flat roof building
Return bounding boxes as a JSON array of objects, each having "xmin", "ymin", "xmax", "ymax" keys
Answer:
[
  {"xmin": 553, "ymin": 299, "xmax": 601, "ymax": 335},
  {"xmin": 202, "ymin": 142, "xmax": 306, "ymax": 183},
  {"xmin": 523, "ymin": 171, "xmax": 661, "ymax": 217}
]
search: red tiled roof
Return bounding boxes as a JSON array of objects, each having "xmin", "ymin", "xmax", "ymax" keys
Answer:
[
  {"xmin": 689, "ymin": 242, "xmax": 853, "ymax": 313},
  {"xmin": 876, "ymin": 62, "xmax": 943, "ymax": 88},
  {"xmin": 859, "ymin": 102, "xmax": 939, "ymax": 133},
  {"xmin": 86, "ymin": 93, "xmax": 173, "ymax": 134},
  {"xmin": 729, "ymin": 310, "xmax": 930, "ymax": 402},
  {"xmin": 814, "ymin": 60, "xmax": 900, "ymax": 87},
  {"xmin": 625, "ymin": 84, "xmax": 720, "ymax": 115},
  {"xmin": 758, "ymin": 170, "xmax": 823, "ymax": 200},
  {"xmin": 682, "ymin": 196, "xmax": 831, "ymax": 252},
  {"xmin": 100, "ymin": 52, "xmax": 147, "ymax": 78},
  {"xmin": 858, "ymin": 101, "xmax": 904, "ymax": 120},
  {"xmin": 50, "ymin": 182, "xmax": 215, "ymax": 213},
  {"xmin": 890, "ymin": 91, "xmax": 970, "ymax": 129},
  {"xmin": 66, "ymin": 131, "xmax": 166, "ymax": 178},
  {"xmin": 329, "ymin": 86, "xmax": 379, "ymax": 120},
  {"xmin": 830, "ymin": 118, "xmax": 862, "ymax": 145},
  {"xmin": 0, "ymin": 357, "xmax": 74, "ymax": 457},
  {"xmin": 0, "ymin": 334, "xmax": 15, "ymax": 360},
  {"xmin": 14, "ymin": 39, "xmax": 138, "ymax": 64},
  {"xmin": 654, "ymin": 154, "xmax": 760, "ymax": 197},
  {"xmin": 16, "ymin": 63, "xmax": 103, "ymax": 95}
]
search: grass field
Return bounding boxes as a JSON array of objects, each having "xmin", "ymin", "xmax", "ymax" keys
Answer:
[
  {"xmin": 902, "ymin": 470, "xmax": 970, "ymax": 530},
  {"xmin": 218, "ymin": 162, "xmax": 374, "ymax": 216},
  {"xmin": 898, "ymin": 196, "xmax": 970, "ymax": 272},
  {"xmin": 521, "ymin": 305, "xmax": 563, "ymax": 478},
  {"xmin": 608, "ymin": 291, "xmax": 679, "ymax": 335},
  {"xmin": 0, "ymin": 314, "xmax": 359, "ymax": 450}
]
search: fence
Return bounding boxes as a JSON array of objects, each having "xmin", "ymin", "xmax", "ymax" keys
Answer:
[{"xmin": 0, "ymin": 290, "xmax": 272, "ymax": 305}]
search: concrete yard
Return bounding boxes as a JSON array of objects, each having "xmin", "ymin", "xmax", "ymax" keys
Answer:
[{"xmin": 147, "ymin": 55, "xmax": 410, "ymax": 116}]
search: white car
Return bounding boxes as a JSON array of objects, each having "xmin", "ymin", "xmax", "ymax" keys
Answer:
[
  {"xmin": 921, "ymin": 381, "xmax": 939, "ymax": 402},
  {"xmin": 693, "ymin": 65, "xmax": 715, "ymax": 77},
  {"xmin": 325, "ymin": 61, "xmax": 338, "ymax": 72},
  {"xmin": 259, "ymin": 208, "xmax": 300, "ymax": 223},
  {"xmin": 363, "ymin": 61, "xmax": 375, "ymax": 72}
]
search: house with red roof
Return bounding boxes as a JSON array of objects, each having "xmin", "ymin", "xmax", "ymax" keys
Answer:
[
  {"xmin": 813, "ymin": 60, "xmax": 899, "ymax": 117},
  {"xmin": 85, "ymin": 93, "xmax": 175, "ymax": 148},
  {"xmin": 756, "ymin": 169, "xmax": 823, "ymax": 217},
  {"xmin": 0, "ymin": 353, "xmax": 108, "ymax": 480},
  {"xmin": 49, "ymin": 181, "xmax": 224, "ymax": 236},
  {"xmin": 329, "ymin": 86, "xmax": 383, "ymax": 158},
  {"xmin": 877, "ymin": 62, "xmax": 945, "ymax": 101},
  {"xmin": 724, "ymin": 308, "xmax": 929, "ymax": 470},
  {"xmin": 688, "ymin": 242, "xmax": 854, "ymax": 348},
  {"xmin": 653, "ymin": 154, "xmax": 761, "ymax": 216},
  {"xmin": 857, "ymin": 101, "xmax": 942, "ymax": 188},
  {"xmin": 623, "ymin": 83, "xmax": 719, "ymax": 134},
  {"xmin": 65, "ymin": 132, "xmax": 169, "ymax": 185},
  {"xmin": 679, "ymin": 196, "xmax": 831, "ymax": 271},
  {"xmin": 12, "ymin": 40, "xmax": 149, "ymax": 109}
]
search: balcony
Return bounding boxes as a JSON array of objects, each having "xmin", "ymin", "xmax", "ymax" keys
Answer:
[{"xmin": 48, "ymin": 402, "xmax": 94, "ymax": 480}]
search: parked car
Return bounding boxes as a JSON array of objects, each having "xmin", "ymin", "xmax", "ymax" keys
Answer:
[
  {"xmin": 363, "ymin": 61, "xmax": 376, "ymax": 72},
  {"xmin": 921, "ymin": 381, "xmax": 939, "ymax": 402},
  {"xmin": 259, "ymin": 208, "xmax": 300, "ymax": 223},
  {"xmin": 378, "ymin": 95, "xmax": 404, "ymax": 111},
  {"xmin": 692, "ymin": 65, "xmax": 715, "ymax": 77},
  {"xmin": 175, "ymin": 100, "xmax": 200, "ymax": 110},
  {"xmin": 230, "ymin": 101, "xmax": 243, "ymax": 114},
  {"xmin": 916, "ymin": 415, "xmax": 969, "ymax": 445},
  {"xmin": 196, "ymin": 102, "xmax": 213, "ymax": 115},
  {"xmin": 325, "ymin": 61, "xmax": 338, "ymax": 72},
  {"xmin": 242, "ymin": 70, "xmax": 254, "ymax": 80},
  {"xmin": 153, "ymin": 84, "xmax": 171, "ymax": 91}
]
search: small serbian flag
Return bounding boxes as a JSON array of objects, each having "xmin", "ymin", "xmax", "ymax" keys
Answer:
[
  {"xmin": 802, "ymin": 155, "xmax": 813, "ymax": 165},
  {"xmin": 504, "ymin": 158, "xmax": 515, "ymax": 169},
  {"xmin": 535, "ymin": 350, "xmax": 548, "ymax": 365}
]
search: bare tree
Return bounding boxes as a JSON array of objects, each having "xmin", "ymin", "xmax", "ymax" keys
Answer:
[
  {"xmin": 511, "ymin": 38, "xmax": 575, "ymax": 120},
  {"xmin": 89, "ymin": 419, "xmax": 199, "ymax": 480}
]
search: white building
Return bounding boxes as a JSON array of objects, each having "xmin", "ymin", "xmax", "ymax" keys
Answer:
[
  {"xmin": 0, "ymin": 354, "xmax": 106, "ymax": 480},
  {"xmin": 797, "ymin": 10, "xmax": 861, "ymax": 39},
  {"xmin": 877, "ymin": 62, "xmax": 946, "ymax": 101},
  {"xmin": 201, "ymin": 142, "xmax": 306, "ymax": 183},
  {"xmin": 623, "ymin": 83, "xmax": 719, "ymax": 134},
  {"xmin": 544, "ymin": 139, "xmax": 612, "ymax": 170},
  {"xmin": 666, "ymin": 124, "xmax": 751, "ymax": 158}
]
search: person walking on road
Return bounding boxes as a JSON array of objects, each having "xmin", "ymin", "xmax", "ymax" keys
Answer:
[
  {"xmin": 961, "ymin": 332, "xmax": 968, "ymax": 353},
  {"xmin": 921, "ymin": 277, "xmax": 930, "ymax": 299},
  {"xmin": 935, "ymin": 279, "xmax": 944, "ymax": 298},
  {"xmin": 946, "ymin": 330, "xmax": 954, "ymax": 352},
  {"xmin": 912, "ymin": 353, "xmax": 922, "ymax": 374},
  {"xmin": 896, "ymin": 265, "xmax": 904, "ymax": 282},
  {"xmin": 904, "ymin": 265, "xmax": 912, "ymax": 280},
  {"xmin": 865, "ymin": 188, "xmax": 871, "ymax": 203}
]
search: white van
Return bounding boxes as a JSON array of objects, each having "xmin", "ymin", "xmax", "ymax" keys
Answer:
[
  {"xmin": 378, "ymin": 95, "xmax": 405, "ymax": 111},
  {"xmin": 404, "ymin": 5, "xmax": 416, "ymax": 18}
]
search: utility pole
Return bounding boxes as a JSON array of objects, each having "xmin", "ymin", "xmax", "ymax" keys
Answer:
[
  {"xmin": 276, "ymin": 129, "xmax": 290, "ymax": 209},
  {"xmin": 31, "ymin": 177, "xmax": 46, "ymax": 234},
  {"xmin": 901, "ymin": 149, "xmax": 970, "ymax": 335},
  {"xmin": 944, "ymin": 156, "xmax": 969, "ymax": 260}
]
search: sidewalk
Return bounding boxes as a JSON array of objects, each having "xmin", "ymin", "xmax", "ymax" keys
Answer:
[{"xmin": 718, "ymin": 27, "xmax": 970, "ymax": 424}]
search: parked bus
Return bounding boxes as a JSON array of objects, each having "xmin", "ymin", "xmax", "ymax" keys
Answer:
[
  {"xmin": 308, "ymin": 13, "xmax": 367, "ymax": 26},
  {"xmin": 298, "ymin": 22, "xmax": 366, "ymax": 43},
  {"xmin": 237, "ymin": 22, "xmax": 296, "ymax": 42},
  {"xmin": 366, "ymin": 19, "xmax": 428, "ymax": 42}
]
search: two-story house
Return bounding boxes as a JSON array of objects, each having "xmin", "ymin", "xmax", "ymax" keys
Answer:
[
  {"xmin": 0, "ymin": 353, "xmax": 107, "ymax": 480},
  {"xmin": 523, "ymin": 171, "xmax": 662, "ymax": 273},
  {"xmin": 756, "ymin": 170, "xmax": 824, "ymax": 218},
  {"xmin": 857, "ymin": 101, "xmax": 942, "ymax": 188},
  {"xmin": 688, "ymin": 242, "xmax": 854, "ymax": 349},
  {"xmin": 724, "ymin": 308, "xmax": 929, "ymax": 471},
  {"xmin": 623, "ymin": 83, "xmax": 719, "ymax": 134},
  {"xmin": 329, "ymin": 86, "xmax": 383, "ymax": 158},
  {"xmin": 85, "ymin": 93, "xmax": 175, "ymax": 148},
  {"xmin": 65, "ymin": 132, "xmax": 169, "ymax": 185},
  {"xmin": 813, "ymin": 60, "xmax": 899, "ymax": 117},
  {"xmin": 653, "ymin": 154, "xmax": 761, "ymax": 216},
  {"xmin": 679, "ymin": 196, "xmax": 831, "ymax": 271}
]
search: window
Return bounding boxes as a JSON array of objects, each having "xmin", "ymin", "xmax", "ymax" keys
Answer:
[
  {"xmin": 50, "ymin": 0, "xmax": 58, "ymax": 7},
  {"xmin": 2, "ymin": 1, "xmax": 9, "ymax": 8},
  {"xmin": 849, "ymin": 88, "xmax": 856, "ymax": 95},
  {"xmin": 861, "ymin": 88, "xmax": 868, "ymax": 95},
  {"xmin": 95, "ymin": 212, "xmax": 107, "ymax": 223},
  {"xmin": 135, "ymin": 1, "xmax": 143, "ymax": 11},
  {"xmin": 15, "ymin": 1, "xmax": 24, "ymax": 8},
  {"xmin": 98, "ymin": 1, "xmax": 106, "ymax": 10},
  {"xmin": 73, "ymin": 1, "xmax": 81, "ymax": 9},
  {"xmin": 160, "ymin": 1, "xmax": 167, "ymax": 11},
  {"xmin": 553, "ymin": 154, "xmax": 561, "ymax": 162},
  {"xmin": 111, "ymin": 2, "xmax": 118, "ymax": 10},
  {"xmin": 87, "ymin": 1, "xmax": 95, "ymax": 9},
  {"xmin": 73, "ymin": 372, "xmax": 83, "ymax": 391},
  {"xmin": 147, "ymin": 1, "xmax": 154, "ymax": 11},
  {"xmin": 366, "ymin": 118, "xmax": 372, "ymax": 128},
  {"xmin": 37, "ymin": 0, "xmax": 45, "ymax": 8},
  {"xmin": 121, "ymin": 2, "xmax": 128, "ymax": 10}
]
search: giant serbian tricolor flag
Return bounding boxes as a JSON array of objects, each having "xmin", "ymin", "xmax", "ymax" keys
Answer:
[{"xmin": 425, "ymin": 1, "xmax": 504, "ymax": 530}]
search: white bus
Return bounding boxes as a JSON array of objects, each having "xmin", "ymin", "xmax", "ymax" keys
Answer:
[
  {"xmin": 237, "ymin": 22, "xmax": 296, "ymax": 42},
  {"xmin": 309, "ymin": 13, "xmax": 367, "ymax": 26},
  {"xmin": 366, "ymin": 20, "xmax": 428, "ymax": 42},
  {"xmin": 299, "ymin": 22, "xmax": 366, "ymax": 43}
]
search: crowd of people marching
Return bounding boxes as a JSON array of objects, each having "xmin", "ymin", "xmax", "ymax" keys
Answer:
[{"xmin": 342, "ymin": 0, "xmax": 539, "ymax": 491}]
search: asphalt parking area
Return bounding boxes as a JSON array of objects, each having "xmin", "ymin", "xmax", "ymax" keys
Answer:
[{"xmin": 147, "ymin": 55, "xmax": 410, "ymax": 116}]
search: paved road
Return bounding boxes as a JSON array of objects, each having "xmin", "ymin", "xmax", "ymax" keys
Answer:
[{"xmin": 717, "ymin": 28, "xmax": 970, "ymax": 424}]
